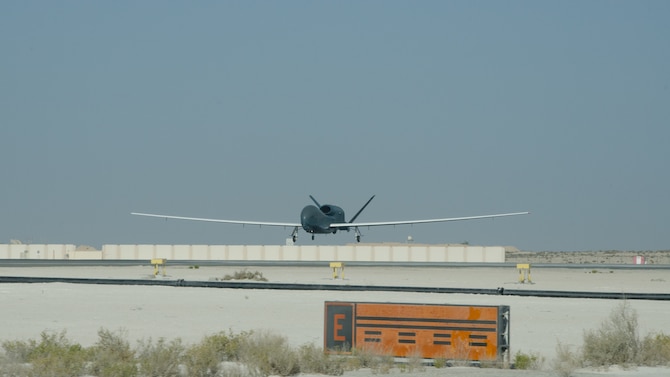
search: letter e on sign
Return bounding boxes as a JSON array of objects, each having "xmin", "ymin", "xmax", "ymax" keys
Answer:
[
  {"xmin": 334, "ymin": 314, "xmax": 346, "ymax": 341},
  {"xmin": 324, "ymin": 302, "xmax": 354, "ymax": 353}
]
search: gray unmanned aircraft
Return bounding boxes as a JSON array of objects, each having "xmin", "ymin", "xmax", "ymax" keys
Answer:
[{"xmin": 132, "ymin": 195, "xmax": 529, "ymax": 243}]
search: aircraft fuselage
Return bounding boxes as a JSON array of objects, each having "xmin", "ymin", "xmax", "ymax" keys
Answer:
[{"xmin": 300, "ymin": 204, "xmax": 347, "ymax": 234}]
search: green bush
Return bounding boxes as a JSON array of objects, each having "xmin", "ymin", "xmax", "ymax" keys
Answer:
[
  {"xmin": 0, "ymin": 342, "xmax": 30, "ymax": 377},
  {"xmin": 432, "ymin": 357, "xmax": 447, "ymax": 368},
  {"xmin": 25, "ymin": 330, "xmax": 88, "ymax": 377},
  {"xmin": 513, "ymin": 350, "xmax": 543, "ymax": 370},
  {"xmin": 1, "ymin": 339, "xmax": 33, "ymax": 363}
]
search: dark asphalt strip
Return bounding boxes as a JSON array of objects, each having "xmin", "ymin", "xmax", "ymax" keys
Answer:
[{"xmin": 1, "ymin": 276, "xmax": 668, "ymax": 301}]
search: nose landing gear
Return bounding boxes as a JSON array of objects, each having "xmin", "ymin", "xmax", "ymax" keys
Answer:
[{"xmin": 290, "ymin": 227, "xmax": 299, "ymax": 243}]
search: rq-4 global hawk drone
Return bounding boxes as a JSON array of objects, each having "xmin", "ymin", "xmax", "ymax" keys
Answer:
[{"xmin": 132, "ymin": 195, "xmax": 529, "ymax": 243}]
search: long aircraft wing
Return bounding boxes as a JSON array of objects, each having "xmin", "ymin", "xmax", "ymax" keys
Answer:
[
  {"xmin": 329, "ymin": 211, "xmax": 530, "ymax": 228},
  {"xmin": 130, "ymin": 212, "xmax": 300, "ymax": 227}
]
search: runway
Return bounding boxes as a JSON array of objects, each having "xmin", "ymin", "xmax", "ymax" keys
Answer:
[{"xmin": 1, "ymin": 264, "xmax": 669, "ymax": 376}]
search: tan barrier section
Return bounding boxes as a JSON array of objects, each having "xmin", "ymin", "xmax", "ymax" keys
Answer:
[
  {"xmin": 0, "ymin": 244, "xmax": 506, "ymax": 263},
  {"xmin": 324, "ymin": 301, "xmax": 510, "ymax": 363}
]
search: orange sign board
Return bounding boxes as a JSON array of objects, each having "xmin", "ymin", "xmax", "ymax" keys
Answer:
[{"xmin": 324, "ymin": 302, "xmax": 509, "ymax": 362}]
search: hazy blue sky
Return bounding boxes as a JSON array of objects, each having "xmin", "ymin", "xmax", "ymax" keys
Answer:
[{"xmin": 2, "ymin": 1, "xmax": 668, "ymax": 251}]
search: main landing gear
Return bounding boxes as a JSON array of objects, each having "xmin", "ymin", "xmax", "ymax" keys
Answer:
[
  {"xmin": 290, "ymin": 227, "xmax": 299, "ymax": 243},
  {"xmin": 354, "ymin": 227, "xmax": 361, "ymax": 242}
]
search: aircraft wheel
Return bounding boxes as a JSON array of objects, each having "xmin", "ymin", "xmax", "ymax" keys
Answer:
[
  {"xmin": 312, "ymin": 234, "xmax": 315, "ymax": 240},
  {"xmin": 356, "ymin": 235, "xmax": 361, "ymax": 242}
]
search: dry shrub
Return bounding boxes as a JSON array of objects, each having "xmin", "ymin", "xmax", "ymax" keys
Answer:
[
  {"xmin": 0, "ymin": 361, "xmax": 30, "ymax": 377},
  {"xmin": 238, "ymin": 330, "xmax": 300, "ymax": 376},
  {"xmin": 552, "ymin": 341, "xmax": 581, "ymax": 377},
  {"xmin": 88, "ymin": 328, "xmax": 137, "ymax": 377},
  {"xmin": 135, "ymin": 337, "xmax": 184, "ymax": 377},
  {"xmin": 222, "ymin": 269, "xmax": 267, "ymax": 282},
  {"xmin": 369, "ymin": 353, "xmax": 394, "ymax": 375},
  {"xmin": 218, "ymin": 362, "xmax": 255, "ymax": 377},
  {"xmin": 405, "ymin": 349, "xmax": 425, "ymax": 373},
  {"xmin": 582, "ymin": 301, "xmax": 639, "ymax": 367},
  {"xmin": 448, "ymin": 337, "xmax": 474, "ymax": 367},
  {"xmin": 206, "ymin": 330, "xmax": 251, "ymax": 362},
  {"xmin": 552, "ymin": 301, "xmax": 670, "ymax": 374},
  {"xmin": 0, "ymin": 342, "xmax": 31, "ymax": 377},
  {"xmin": 297, "ymin": 343, "xmax": 344, "ymax": 375},
  {"xmin": 349, "ymin": 344, "xmax": 394, "ymax": 374},
  {"xmin": 638, "ymin": 332, "xmax": 670, "ymax": 366},
  {"xmin": 183, "ymin": 340, "xmax": 221, "ymax": 377},
  {"xmin": 349, "ymin": 346, "xmax": 372, "ymax": 369},
  {"xmin": 183, "ymin": 331, "xmax": 251, "ymax": 377}
]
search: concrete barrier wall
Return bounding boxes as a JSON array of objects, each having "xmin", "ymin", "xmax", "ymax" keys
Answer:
[
  {"xmin": 0, "ymin": 244, "xmax": 77, "ymax": 259},
  {"xmin": 0, "ymin": 244, "xmax": 505, "ymax": 263},
  {"xmin": 102, "ymin": 245, "xmax": 505, "ymax": 263},
  {"xmin": 69, "ymin": 251, "xmax": 103, "ymax": 260}
]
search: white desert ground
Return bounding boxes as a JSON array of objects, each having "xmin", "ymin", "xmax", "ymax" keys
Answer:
[{"xmin": 1, "ymin": 260, "xmax": 669, "ymax": 377}]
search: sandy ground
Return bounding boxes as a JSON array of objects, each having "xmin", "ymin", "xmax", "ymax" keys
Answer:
[
  {"xmin": 1, "ymin": 264, "xmax": 669, "ymax": 376},
  {"xmin": 505, "ymin": 250, "xmax": 670, "ymax": 265}
]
